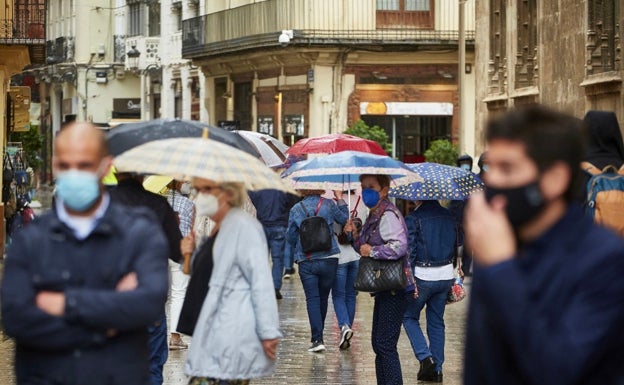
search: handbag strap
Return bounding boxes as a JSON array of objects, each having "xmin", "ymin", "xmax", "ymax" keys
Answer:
[{"xmin": 350, "ymin": 196, "xmax": 360, "ymax": 218}]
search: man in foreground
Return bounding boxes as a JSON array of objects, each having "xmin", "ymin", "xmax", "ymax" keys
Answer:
[
  {"xmin": 1, "ymin": 122, "xmax": 169, "ymax": 385},
  {"xmin": 463, "ymin": 105, "xmax": 624, "ymax": 384}
]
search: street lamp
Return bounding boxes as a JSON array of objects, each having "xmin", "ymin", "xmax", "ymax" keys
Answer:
[{"xmin": 126, "ymin": 45, "xmax": 141, "ymax": 72}]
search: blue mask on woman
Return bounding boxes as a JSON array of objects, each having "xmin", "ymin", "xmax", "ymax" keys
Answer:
[
  {"xmin": 55, "ymin": 170, "xmax": 100, "ymax": 212},
  {"xmin": 362, "ymin": 188, "xmax": 381, "ymax": 208}
]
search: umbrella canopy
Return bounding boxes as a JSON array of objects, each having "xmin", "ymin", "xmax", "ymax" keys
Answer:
[
  {"xmin": 113, "ymin": 138, "xmax": 294, "ymax": 193},
  {"xmin": 106, "ymin": 119, "xmax": 260, "ymax": 157},
  {"xmin": 233, "ymin": 130, "xmax": 289, "ymax": 167},
  {"xmin": 286, "ymin": 133, "xmax": 387, "ymax": 156},
  {"xmin": 282, "ymin": 151, "xmax": 422, "ymax": 190},
  {"xmin": 389, "ymin": 162, "xmax": 484, "ymax": 201}
]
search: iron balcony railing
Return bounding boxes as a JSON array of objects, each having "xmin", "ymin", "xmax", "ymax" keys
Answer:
[
  {"xmin": 0, "ymin": 18, "xmax": 45, "ymax": 44},
  {"xmin": 182, "ymin": 0, "xmax": 475, "ymax": 58}
]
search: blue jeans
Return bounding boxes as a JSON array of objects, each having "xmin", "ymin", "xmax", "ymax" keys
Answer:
[
  {"xmin": 372, "ymin": 290, "xmax": 408, "ymax": 385},
  {"xmin": 264, "ymin": 226, "xmax": 286, "ymax": 290},
  {"xmin": 148, "ymin": 313, "xmax": 168, "ymax": 385},
  {"xmin": 403, "ymin": 278, "xmax": 454, "ymax": 371},
  {"xmin": 298, "ymin": 258, "xmax": 338, "ymax": 342},
  {"xmin": 332, "ymin": 259, "xmax": 359, "ymax": 328},
  {"xmin": 284, "ymin": 241, "xmax": 294, "ymax": 271}
]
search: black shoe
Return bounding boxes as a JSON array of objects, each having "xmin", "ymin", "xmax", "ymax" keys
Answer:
[
  {"xmin": 417, "ymin": 356, "xmax": 436, "ymax": 381},
  {"xmin": 307, "ymin": 340, "xmax": 326, "ymax": 352},
  {"xmin": 420, "ymin": 371, "xmax": 442, "ymax": 383},
  {"xmin": 275, "ymin": 289, "xmax": 283, "ymax": 300}
]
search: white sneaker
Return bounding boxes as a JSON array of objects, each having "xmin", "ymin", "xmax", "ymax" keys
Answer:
[{"xmin": 339, "ymin": 325, "xmax": 353, "ymax": 350}]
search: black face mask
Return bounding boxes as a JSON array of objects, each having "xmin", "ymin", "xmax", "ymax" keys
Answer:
[{"xmin": 485, "ymin": 181, "xmax": 545, "ymax": 227}]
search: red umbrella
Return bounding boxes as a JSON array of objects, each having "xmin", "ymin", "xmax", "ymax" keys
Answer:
[{"xmin": 286, "ymin": 133, "xmax": 387, "ymax": 156}]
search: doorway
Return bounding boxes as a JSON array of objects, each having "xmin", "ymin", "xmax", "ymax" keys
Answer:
[{"xmin": 360, "ymin": 115, "xmax": 452, "ymax": 162}]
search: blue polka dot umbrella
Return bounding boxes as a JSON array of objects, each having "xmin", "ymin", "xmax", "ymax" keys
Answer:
[{"xmin": 389, "ymin": 162, "xmax": 484, "ymax": 201}]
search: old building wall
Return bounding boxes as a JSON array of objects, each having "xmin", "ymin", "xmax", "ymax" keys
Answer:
[{"xmin": 539, "ymin": 0, "xmax": 587, "ymax": 115}]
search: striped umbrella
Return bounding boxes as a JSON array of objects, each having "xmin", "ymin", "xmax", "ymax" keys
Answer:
[
  {"xmin": 112, "ymin": 138, "xmax": 294, "ymax": 193},
  {"xmin": 282, "ymin": 151, "xmax": 422, "ymax": 190}
]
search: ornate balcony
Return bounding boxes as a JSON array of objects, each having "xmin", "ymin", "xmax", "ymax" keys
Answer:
[{"xmin": 182, "ymin": 0, "xmax": 475, "ymax": 59}]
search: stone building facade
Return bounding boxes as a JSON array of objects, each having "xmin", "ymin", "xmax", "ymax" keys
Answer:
[{"xmin": 475, "ymin": 0, "xmax": 623, "ymax": 153}]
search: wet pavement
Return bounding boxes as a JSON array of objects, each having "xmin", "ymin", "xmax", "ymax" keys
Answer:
[{"xmin": 0, "ymin": 264, "xmax": 469, "ymax": 385}]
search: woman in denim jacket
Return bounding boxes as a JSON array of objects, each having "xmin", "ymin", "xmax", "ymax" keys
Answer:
[
  {"xmin": 286, "ymin": 189, "xmax": 348, "ymax": 352},
  {"xmin": 345, "ymin": 174, "xmax": 416, "ymax": 385}
]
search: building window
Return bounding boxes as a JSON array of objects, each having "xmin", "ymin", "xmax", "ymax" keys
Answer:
[
  {"xmin": 127, "ymin": 1, "xmax": 144, "ymax": 37},
  {"xmin": 488, "ymin": 0, "xmax": 506, "ymax": 93},
  {"xmin": 514, "ymin": 0, "xmax": 537, "ymax": 89},
  {"xmin": 376, "ymin": 0, "xmax": 433, "ymax": 29},
  {"xmin": 587, "ymin": 0, "xmax": 619, "ymax": 75},
  {"xmin": 148, "ymin": 1, "xmax": 161, "ymax": 37}
]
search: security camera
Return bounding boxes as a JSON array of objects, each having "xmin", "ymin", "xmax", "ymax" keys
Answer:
[{"xmin": 278, "ymin": 30, "xmax": 293, "ymax": 47}]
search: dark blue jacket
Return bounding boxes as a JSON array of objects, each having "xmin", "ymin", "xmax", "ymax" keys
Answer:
[
  {"xmin": 464, "ymin": 205, "xmax": 624, "ymax": 385},
  {"xmin": 405, "ymin": 200, "xmax": 457, "ymax": 268},
  {"xmin": 249, "ymin": 189, "xmax": 300, "ymax": 228},
  {"xmin": 0, "ymin": 201, "xmax": 169, "ymax": 385}
]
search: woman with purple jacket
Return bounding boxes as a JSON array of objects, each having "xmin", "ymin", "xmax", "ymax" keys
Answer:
[{"xmin": 344, "ymin": 174, "xmax": 416, "ymax": 385}]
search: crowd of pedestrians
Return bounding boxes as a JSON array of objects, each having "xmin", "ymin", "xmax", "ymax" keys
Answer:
[{"xmin": 3, "ymin": 103, "xmax": 624, "ymax": 385}]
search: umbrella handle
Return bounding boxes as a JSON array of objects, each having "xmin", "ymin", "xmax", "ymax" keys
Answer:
[{"xmin": 182, "ymin": 252, "xmax": 192, "ymax": 274}]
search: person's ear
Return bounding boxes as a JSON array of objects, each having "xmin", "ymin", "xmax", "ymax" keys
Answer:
[
  {"xmin": 540, "ymin": 161, "xmax": 570, "ymax": 200},
  {"xmin": 98, "ymin": 156, "xmax": 113, "ymax": 178},
  {"xmin": 380, "ymin": 185, "xmax": 390, "ymax": 198}
]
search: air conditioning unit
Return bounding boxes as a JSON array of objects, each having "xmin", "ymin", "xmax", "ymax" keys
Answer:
[{"xmin": 115, "ymin": 70, "xmax": 126, "ymax": 80}]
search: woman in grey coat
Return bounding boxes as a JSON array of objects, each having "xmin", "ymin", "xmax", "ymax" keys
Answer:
[{"xmin": 182, "ymin": 178, "xmax": 282, "ymax": 385}]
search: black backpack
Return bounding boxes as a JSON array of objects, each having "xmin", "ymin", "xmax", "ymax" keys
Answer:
[{"xmin": 299, "ymin": 198, "xmax": 332, "ymax": 254}]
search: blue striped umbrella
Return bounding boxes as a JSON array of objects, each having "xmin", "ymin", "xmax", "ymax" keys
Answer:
[
  {"xmin": 282, "ymin": 151, "xmax": 422, "ymax": 190},
  {"xmin": 389, "ymin": 162, "xmax": 484, "ymax": 201}
]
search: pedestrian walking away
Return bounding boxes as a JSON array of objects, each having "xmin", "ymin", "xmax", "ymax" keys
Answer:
[
  {"xmin": 249, "ymin": 186, "xmax": 300, "ymax": 300},
  {"xmin": 286, "ymin": 189, "xmax": 348, "ymax": 353},
  {"xmin": 0, "ymin": 122, "xmax": 169, "ymax": 385},
  {"xmin": 109, "ymin": 172, "xmax": 183, "ymax": 385},
  {"xmin": 403, "ymin": 200, "xmax": 457, "ymax": 383},
  {"xmin": 463, "ymin": 105, "xmax": 624, "ymax": 384},
  {"xmin": 344, "ymin": 174, "xmax": 416, "ymax": 385},
  {"xmin": 331, "ymin": 189, "xmax": 367, "ymax": 351}
]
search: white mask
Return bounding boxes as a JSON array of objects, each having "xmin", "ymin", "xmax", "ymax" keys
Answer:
[
  {"xmin": 180, "ymin": 182, "xmax": 191, "ymax": 195},
  {"xmin": 195, "ymin": 192, "xmax": 220, "ymax": 217}
]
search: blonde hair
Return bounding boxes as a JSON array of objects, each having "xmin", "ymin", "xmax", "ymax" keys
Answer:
[{"xmin": 220, "ymin": 182, "xmax": 247, "ymax": 208}]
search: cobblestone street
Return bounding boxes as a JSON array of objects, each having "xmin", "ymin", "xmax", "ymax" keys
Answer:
[{"xmin": 1, "ymin": 263, "xmax": 469, "ymax": 385}]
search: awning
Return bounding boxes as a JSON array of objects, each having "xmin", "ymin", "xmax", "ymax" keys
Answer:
[{"xmin": 108, "ymin": 118, "xmax": 142, "ymax": 128}]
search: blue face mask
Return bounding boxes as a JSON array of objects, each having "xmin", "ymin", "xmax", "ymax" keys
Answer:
[
  {"xmin": 362, "ymin": 188, "xmax": 381, "ymax": 208},
  {"xmin": 55, "ymin": 170, "xmax": 101, "ymax": 212},
  {"xmin": 460, "ymin": 164, "xmax": 471, "ymax": 171}
]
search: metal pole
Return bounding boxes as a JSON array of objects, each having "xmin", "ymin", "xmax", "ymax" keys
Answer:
[
  {"xmin": 392, "ymin": 117, "xmax": 397, "ymax": 159},
  {"xmin": 458, "ymin": 0, "xmax": 466, "ymax": 154}
]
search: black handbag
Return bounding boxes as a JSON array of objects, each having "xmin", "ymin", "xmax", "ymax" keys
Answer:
[{"xmin": 353, "ymin": 256, "xmax": 407, "ymax": 293}]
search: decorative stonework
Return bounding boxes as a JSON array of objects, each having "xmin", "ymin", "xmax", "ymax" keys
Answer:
[
  {"xmin": 114, "ymin": 35, "xmax": 126, "ymax": 63},
  {"xmin": 488, "ymin": 0, "xmax": 507, "ymax": 94},
  {"xmin": 586, "ymin": 0, "xmax": 618, "ymax": 75},
  {"xmin": 515, "ymin": 0, "xmax": 537, "ymax": 89}
]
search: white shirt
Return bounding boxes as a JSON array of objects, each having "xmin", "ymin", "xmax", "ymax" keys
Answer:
[{"xmin": 56, "ymin": 193, "xmax": 110, "ymax": 240}]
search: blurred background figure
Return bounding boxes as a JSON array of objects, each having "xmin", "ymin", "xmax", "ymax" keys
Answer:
[
  {"xmin": 109, "ymin": 172, "xmax": 183, "ymax": 385},
  {"xmin": 165, "ymin": 179, "xmax": 195, "ymax": 350},
  {"xmin": 477, "ymin": 151, "xmax": 489, "ymax": 180},
  {"xmin": 249, "ymin": 187, "xmax": 300, "ymax": 299}
]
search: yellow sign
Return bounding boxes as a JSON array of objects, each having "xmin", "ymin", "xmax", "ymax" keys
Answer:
[{"xmin": 9, "ymin": 86, "xmax": 31, "ymax": 132}]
